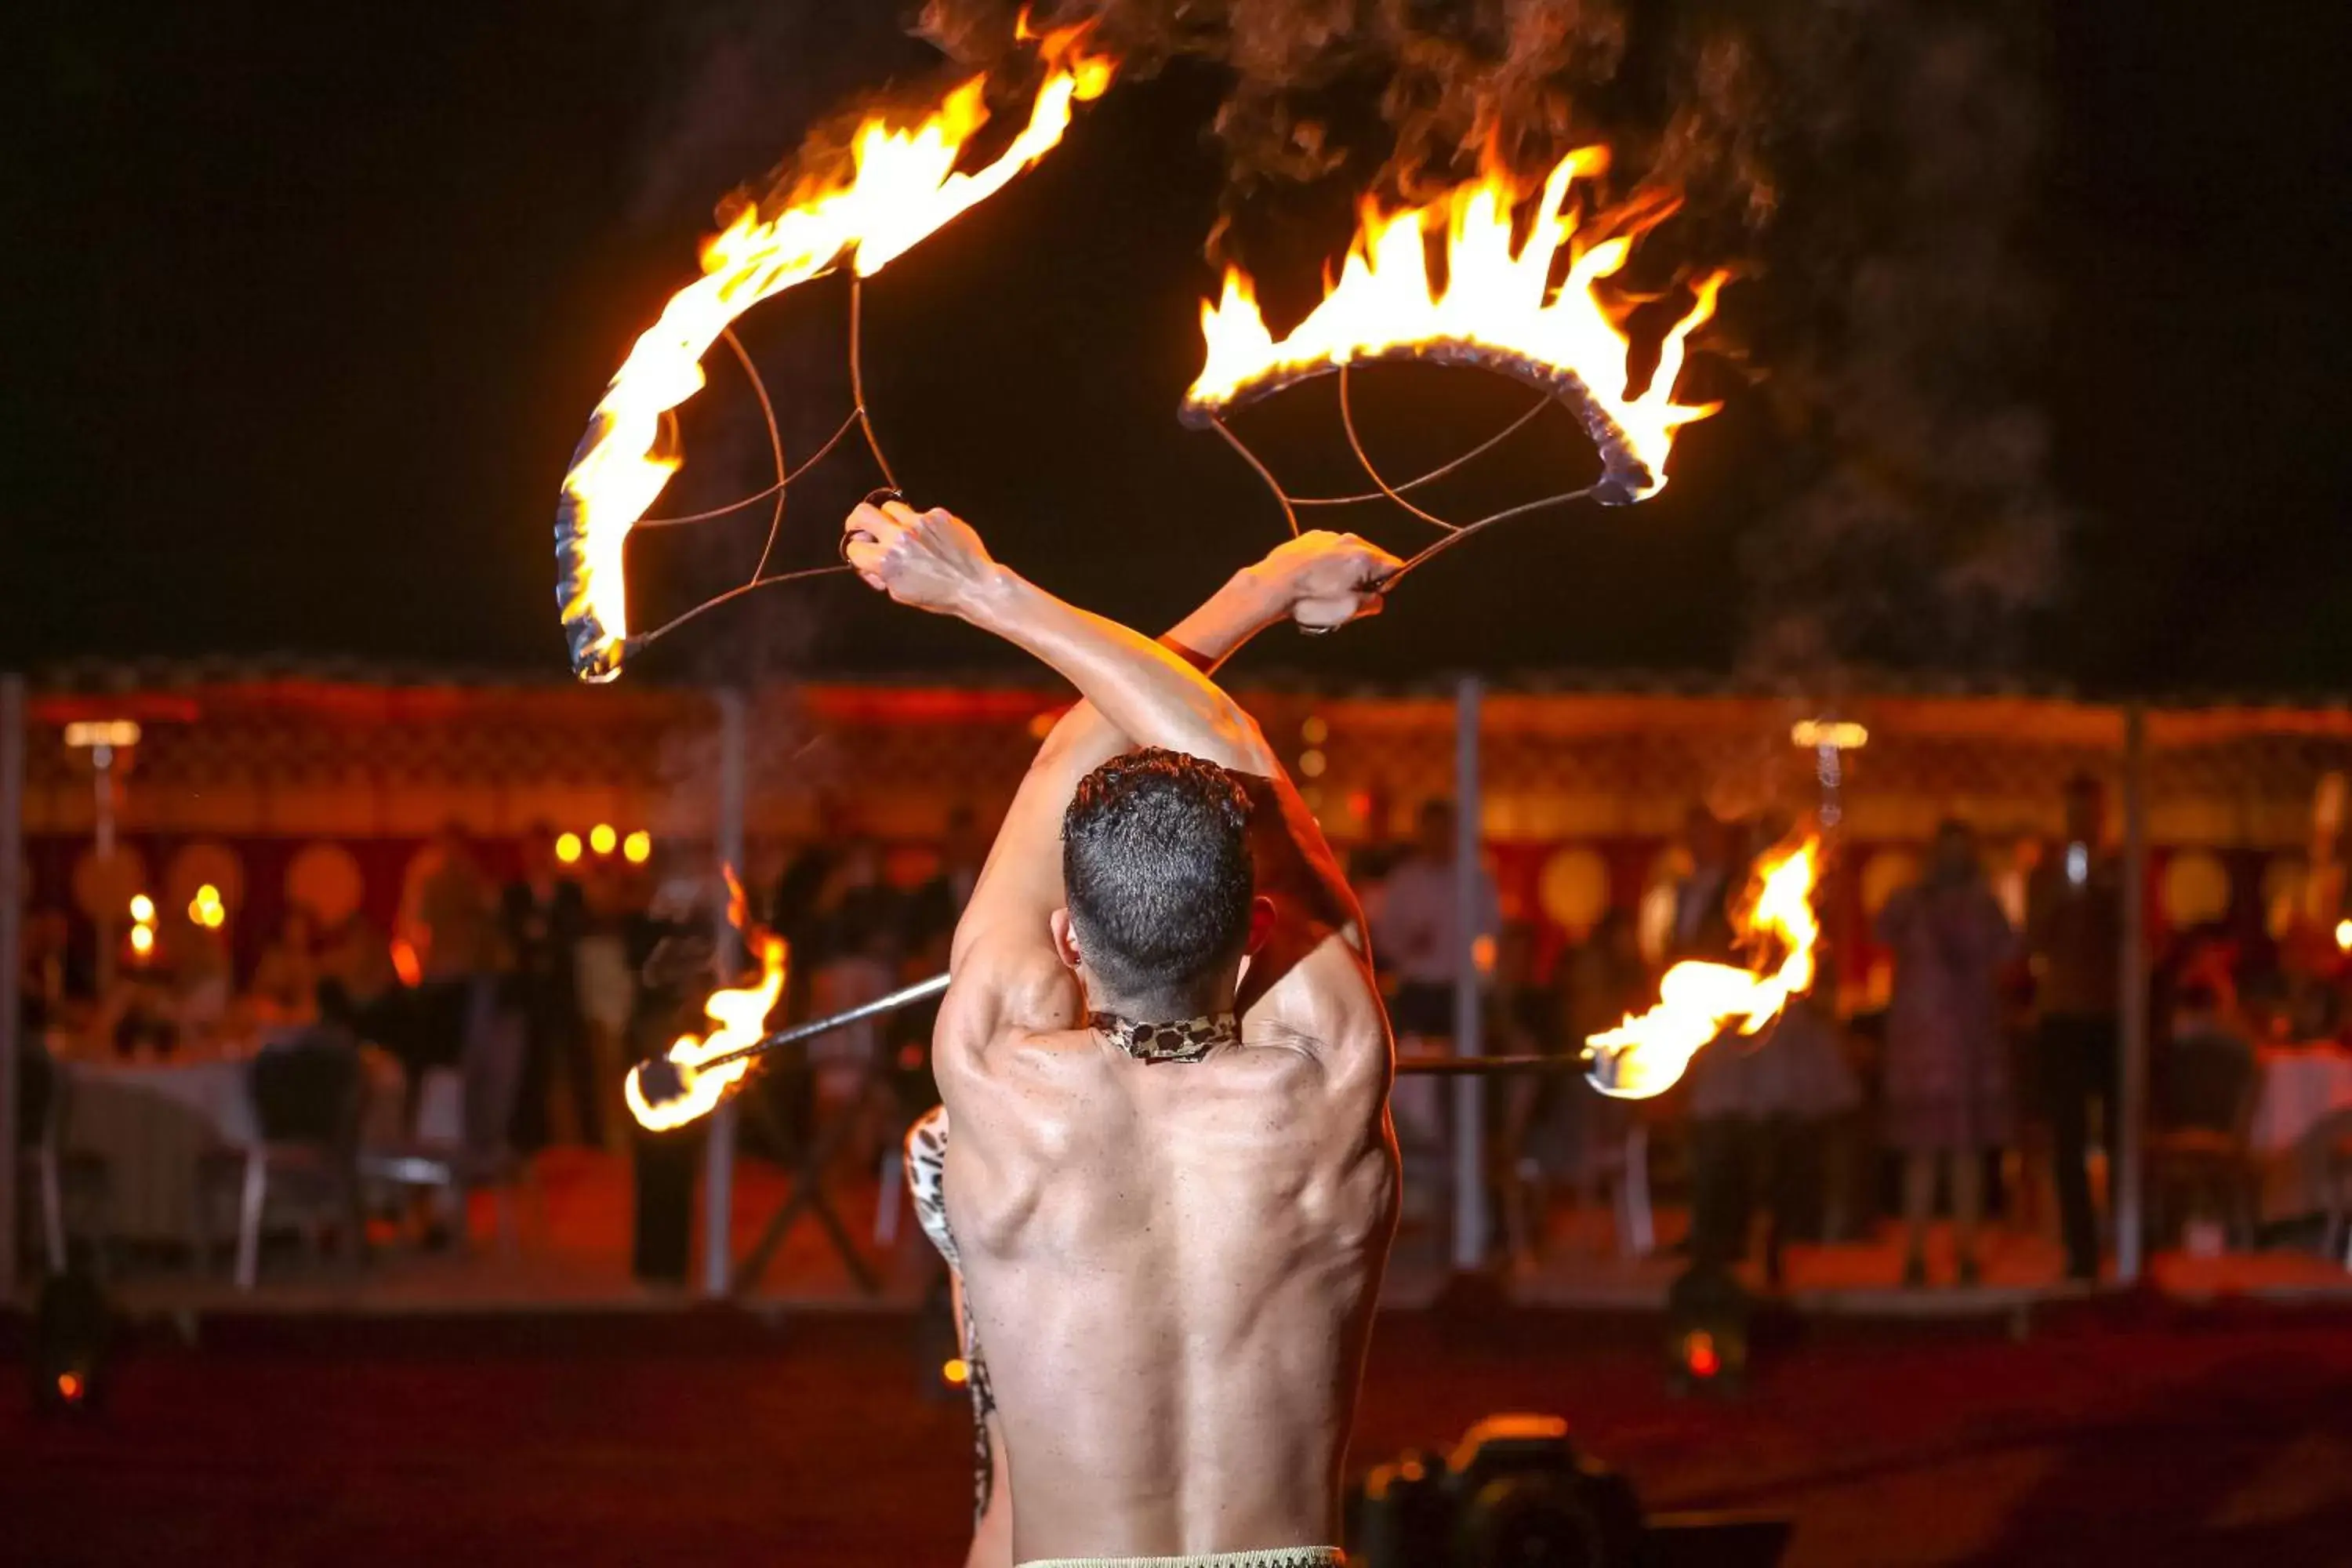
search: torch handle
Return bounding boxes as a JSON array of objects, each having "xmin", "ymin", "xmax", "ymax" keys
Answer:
[
  {"xmin": 646, "ymin": 969, "xmax": 1596, "ymax": 1080},
  {"xmin": 696, "ymin": 971, "xmax": 954, "ymax": 1073}
]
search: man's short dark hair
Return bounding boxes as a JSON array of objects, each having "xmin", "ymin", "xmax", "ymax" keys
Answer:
[{"xmin": 1062, "ymin": 749, "xmax": 1254, "ymax": 1011}]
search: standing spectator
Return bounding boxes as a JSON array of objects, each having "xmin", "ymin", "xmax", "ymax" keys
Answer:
[
  {"xmin": 807, "ymin": 835, "xmax": 902, "ymax": 1159},
  {"xmin": 407, "ymin": 822, "xmax": 497, "ymax": 982},
  {"xmin": 2027, "ymin": 775, "xmax": 2125, "ymax": 1283},
  {"xmin": 1345, "ymin": 779, "xmax": 1404, "ymax": 946},
  {"xmin": 1662, "ymin": 805, "xmax": 1740, "ymax": 964},
  {"xmin": 626, "ymin": 857, "xmax": 721, "ymax": 1286},
  {"xmin": 503, "ymin": 825, "xmax": 593, "ymax": 1148},
  {"xmin": 1370, "ymin": 799, "xmax": 1499, "ymax": 1179},
  {"xmin": 1879, "ymin": 819, "xmax": 2016, "ymax": 1287},
  {"xmin": 1372, "ymin": 798, "xmax": 1500, "ymax": 1048},
  {"xmin": 573, "ymin": 852, "xmax": 643, "ymax": 1156},
  {"xmin": 392, "ymin": 823, "xmax": 499, "ymax": 1084},
  {"xmin": 1488, "ymin": 920, "xmax": 1557, "ymax": 1269},
  {"xmin": 1555, "ymin": 908, "xmax": 1653, "ymax": 1240}
]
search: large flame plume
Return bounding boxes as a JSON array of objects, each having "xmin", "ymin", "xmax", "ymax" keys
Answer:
[
  {"xmin": 559, "ymin": 20, "xmax": 1115, "ymax": 681},
  {"xmin": 1184, "ymin": 147, "xmax": 1724, "ymax": 500},
  {"xmin": 624, "ymin": 872, "xmax": 788, "ymax": 1132},
  {"xmin": 1584, "ymin": 836, "xmax": 1821, "ymax": 1098}
]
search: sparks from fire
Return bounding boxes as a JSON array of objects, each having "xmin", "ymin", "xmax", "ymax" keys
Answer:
[
  {"xmin": 1186, "ymin": 148, "xmax": 1726, "ymax": 499},
  {"xmin": 559, "ymin": 20, "xmax": 1114, "ymax": 679},
  {"xmin": 1584, "ymin": 837, "xmax": 1822, "ymax": 1099}
]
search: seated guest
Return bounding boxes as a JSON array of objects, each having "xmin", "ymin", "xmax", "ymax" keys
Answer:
[
  {"xmin": 252, "ymin": 908, "xmax": 321, "ymax": 1025},
  {"xmin": 2157, "ymin": 982, "xmax": 2256, "ymax": 1137}
]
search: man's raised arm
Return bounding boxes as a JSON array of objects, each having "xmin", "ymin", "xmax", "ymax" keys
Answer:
[{"xmin": 844, "ymin": 501, "xmax": 1392, "ymax": 777}]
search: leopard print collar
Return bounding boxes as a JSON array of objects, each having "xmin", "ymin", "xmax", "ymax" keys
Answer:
[{"xmin": 1087, "ymin": 1011, "xmax": 1240, "ymax": 1063}]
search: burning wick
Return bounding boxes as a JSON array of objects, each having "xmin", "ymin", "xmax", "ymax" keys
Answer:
[
  {"xmin": 1184, "ymin": 146, "xmax": 1725, "ymax": 506},
  {"xmin": 1584, "ymin": 837, "xmax": 1822, "ymax": 1099},
  {"xmin": 626, "ymin": 932, "xmax": 789, "ymax": 1134}
]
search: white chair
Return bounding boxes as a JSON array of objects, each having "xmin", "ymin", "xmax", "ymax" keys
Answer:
[
  {"xmin": 200, "ymin": 1033, "xmax": 370, "ymax": 1290},
  {"xmin": 16, "ymin": 1050, "xmax": 110, "ymax": 1276}
]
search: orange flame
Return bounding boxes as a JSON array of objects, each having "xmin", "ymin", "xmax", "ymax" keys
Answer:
[
  {"xmin": 1186, "ymin": 148, "xmax": 1724, "ymax": 499},
  {"xmin": 1584, "ymin": 837, "xmax": 1820, "ymax": 1098},
  {"xmin": 560, "ymin": 23, "xmax": 1115, "ymax": 679},
  {"xmin": 626, "ymin": 930, "xmax": 789, "ymax": 1133}
]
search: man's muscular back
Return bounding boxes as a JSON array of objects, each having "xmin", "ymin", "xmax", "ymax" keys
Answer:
[
  {"xmin": 938, "ymin": 931, "xmax": 1396, "ymax": 1563},
  {"xmin": 841, "ymin": 501, "xmax": 1403, "ymax": 1563}
]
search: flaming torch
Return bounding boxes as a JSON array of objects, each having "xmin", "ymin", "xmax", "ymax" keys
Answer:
[
  {"xmin": 557, "ymin": 20, "xmax": 1115, "ymax": 682},
  {"xmin": 1584, "ymin": 837, "xmax": 1822, "ymax": 1099},
  {"xmin": 1184, "ymin": 147, "xmax": 1726, "ymax": 509},
  {"xmin": 623, "ymin": 873, "xmax": 788, "ymax": 1133}
]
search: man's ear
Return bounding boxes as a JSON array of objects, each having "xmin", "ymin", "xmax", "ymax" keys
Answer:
[
  {"xmin": 1245, "ymin": 895, "xmax": 1277, "ymax": 956},
  {"xmin": 1048, "ymin": 907, "xmax": 1083, "ymax": 972}
]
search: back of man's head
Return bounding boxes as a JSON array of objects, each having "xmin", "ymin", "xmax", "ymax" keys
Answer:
[{"xmin": 1062, "ymin": 749, "xmax": 1254, "ymax": 1016}]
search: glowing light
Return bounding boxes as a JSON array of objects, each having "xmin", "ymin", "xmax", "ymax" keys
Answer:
[
  {"xmin": 942, "ymin": 1357, "xmax": 970, "ymax": 1388},
  {"xmin": 1187, "ymin": 147, "xmax": 1724, "ymax": 500},
  {"xmin": 1298, "ymin": 748, "xmax": 1327, "ymax": 779},
  {"xmin": 2336, "ymin": 919, "xmax": 2351, "ymax": 953},
  {"xmin": 1683, "ymin": 1331, "xmax": 1721, "ymax": 1380},
  {"xmin": 1790, "ymin": 720, "xmax": 1868, "ymax": 750},
  {"xmin": 555, "ymin": 832, "xmax": 583, "ymax": 865},
  {"xmin": 390, "ymin": 939, "xmax": 423, "ymax": 989},
  {"xmin": 1301, "ymin": 715, "xmax": 1329, "ymax": 745},
  {"xmin": 127, "ymin": 925, "xmax": 155, "ymax": 958},
  {"xmin": 128, "ymin": 894, "xmax": 155, "ymax": 924},
  {"xmin": 558, "ymin": 20, "xmax": 1115, "ymax": 679},
  {"xmin": 623, "ymin": 829, "xmax": 653, "ymax": 866},
  {"xmin": 65, "ymin": 720, "xmax": 141, "ymax": 750},
  {"xmin": 590, "ymin": 823, "xmax": 618, "ymax": 856},
  {"xmin": 56, "ymin": 1372, "xmax": 85, "ymax": 1402},
  {"xmin": 1585, "ymin": 837, "xmax": 1822, "ymax": 1098}
]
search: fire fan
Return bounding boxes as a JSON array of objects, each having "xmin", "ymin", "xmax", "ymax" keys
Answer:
[
  {"xmin": 1181, "ymin": 145, "xmax": 1726, "ymax": 588},
  {"xmin": 553, "ymin": 18, "xmax": 1115, "ymax": 683}
]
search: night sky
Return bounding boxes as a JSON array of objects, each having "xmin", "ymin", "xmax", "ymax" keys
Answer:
[{"xmin": 10, "ymin": 2, "xmax": 2348, "ymax": 692}]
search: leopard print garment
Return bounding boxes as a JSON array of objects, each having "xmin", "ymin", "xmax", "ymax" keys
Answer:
[
  {"xmin": 1087, "ymin": 1011, "xmax": 1240, "ymax": 1064},
  {"xmin": 904, "ymin": 1107, "xmax": 996, "ymax": 1523}
]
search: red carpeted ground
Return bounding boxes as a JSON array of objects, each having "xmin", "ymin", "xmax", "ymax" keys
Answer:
[{"xmin": 5, "ymin": 1301, "xmax": 2351, "ymax": 1566}]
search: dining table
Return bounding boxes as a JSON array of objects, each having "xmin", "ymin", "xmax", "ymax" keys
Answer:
[{"xmin": 53, "ymin": 1029, "xmax": 406, "ymax": 1250}]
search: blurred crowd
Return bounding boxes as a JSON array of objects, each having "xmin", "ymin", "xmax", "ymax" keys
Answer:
[
  {"xmin": 22, "ymin": 764, "xmax": 2352, "ymax": 1290},
  {"xmin": 1351, "ymin": 771, "xmax": 2352, "ymax": 1289}
]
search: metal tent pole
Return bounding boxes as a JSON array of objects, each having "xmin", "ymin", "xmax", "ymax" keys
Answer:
[
  {"xmin": 0, "ymin": 676, "xmax": 26, "ymax": 1298},
  {"xmin": 703, "ymin": 687, "xmax": 749, "ymax": 1300},
  {"xmin": 2114, "ymin": 706, "xmax": 2151, "ymax": 1284},
  {"xmin": 1450, "ymin": 675, "xmax": 1486, "ymax": 1273}
]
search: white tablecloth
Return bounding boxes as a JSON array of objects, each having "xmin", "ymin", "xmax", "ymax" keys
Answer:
[
  {"xmin": 60, "ymin": 1050, "xmax": 407, "ymax": 1244},
  {"xmin": 63, "ymin": 1059, "xmax": 257, "ymax": 1242},
  {"xmin": 2249, "ymin": 1047, "xmax": 2352, "ymax": 1155},
  {"xmin": 2248, "ymin": 1046, "xmax": 2352, "ymax": 1221}
]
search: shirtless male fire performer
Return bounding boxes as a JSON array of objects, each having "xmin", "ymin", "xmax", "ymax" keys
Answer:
[{"xmin": 847, "ymin": 499, "xmax": 1401, "ymax": 1568}]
